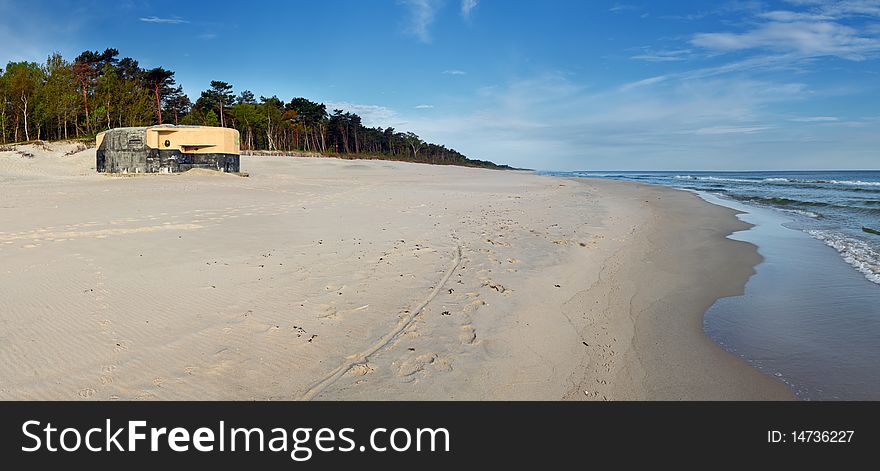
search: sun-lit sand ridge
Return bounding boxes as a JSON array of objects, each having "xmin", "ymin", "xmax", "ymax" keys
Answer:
[{"xmin": 0, "ymin": 142, "xmax": 791, "ymax": 400}]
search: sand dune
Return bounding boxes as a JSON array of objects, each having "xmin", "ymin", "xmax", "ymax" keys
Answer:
[{"xmin": 0, "ymin": 143, "xmax": 791, "ymax": 400}]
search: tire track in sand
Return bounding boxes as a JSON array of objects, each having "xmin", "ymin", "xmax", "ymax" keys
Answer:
[{"xmin": 300, "ymin": 242, "xmax": 462, "ymax": 401}]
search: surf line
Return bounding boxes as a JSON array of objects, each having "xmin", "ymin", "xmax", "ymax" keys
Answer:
[{"xmin": 299, "ymin": 242, "xmax": 463, "ymax": 400}]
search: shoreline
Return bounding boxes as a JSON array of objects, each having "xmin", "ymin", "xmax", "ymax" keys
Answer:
[
  {"xmin": 0, "ymin": 144, "xmax": 792, "ymax": 400},
  {"xmin": 566, "ymin": 180, "xmax": 793, "ymax": 400}
]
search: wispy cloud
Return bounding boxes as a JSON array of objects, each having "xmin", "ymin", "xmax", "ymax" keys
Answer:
[
  {"xmin": 139, "ymin": 16, "xmax": 189, "ymax": 24},
  {"xmin": 442, "ymin": 69, "xmax": 467, "ymax": 75},
  {"xmin": 694, "ymin": 125, "xmax": 772, "ymax": 135},
  {"xmin": 790, "ymin": 116, "xmax": 840, "ymax": 122},
  {"xmin": 630, "ymin": 49, "xmax": 693, "ymax": 62},
  {"xmin": 691, "ymin": 1, "xmax": 880, "ymax": 61},
  {"xmin": 461, "ymin": 0, "xmax": 479, "ymax": 20},
  {"xmin": 397, "ymin": 0, "xmax": 441, "ymax": 43},
  {"xmin": 609, "ymin": 4, "xmax": 639, "ymax": 13},
  {"xmin": 415, "ymin": 104, "xmax": 435, "ymax": 109},
  {"xmin": 692, "ymin": 21, "xmax": 880, "ymax": 60},
  {"xmin": 618, "ymin": 75, "xmax": 668, "ymax": 91},
  {"xmin": 325, "ymin": 102, "xmax": 401, "ymax": 128}
]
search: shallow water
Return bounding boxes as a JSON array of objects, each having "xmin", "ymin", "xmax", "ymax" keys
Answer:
[{"xmin": 699, "ymin": 193, "xmax": 880, "ymax": 400}]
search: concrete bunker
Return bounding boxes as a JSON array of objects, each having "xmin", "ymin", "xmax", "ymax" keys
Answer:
[{"xmin": 96, "ymin": 125, "xmax": 240, "ymax": 174}]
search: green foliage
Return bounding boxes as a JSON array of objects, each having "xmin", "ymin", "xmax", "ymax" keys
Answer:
[
  {"xmin": 203, "ymin": 110, "xmax": 220, "ymax": 127},
  {"xmin": 0, "ymin": 48, "xmax": 510, "ymax": 169}
]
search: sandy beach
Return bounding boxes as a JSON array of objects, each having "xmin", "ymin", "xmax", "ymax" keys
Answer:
[{"xmin": 0, "ymin": 143, "xmax": 792, "ymax": 400}]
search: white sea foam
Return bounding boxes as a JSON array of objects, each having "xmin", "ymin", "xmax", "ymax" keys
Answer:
[
  {"xmin": 780, "ymin": 208, "xmax": 821, "ymax": 218},
  {"xmin": 674, "ymin": 175, "xmax": 880, "ymax": 188},
  {"xmin": 762, "ymin": 177, "xmax": 880, "ymax": 187},
  {"xmin": 824, "ymin": 180, "xmax": 880, "ymax": 187},
  {"xmin": 673, "ymin": 175, "xmax": 756, "ymax": 183},
  {"xmin": 808, "ymin": 230, "xmax": 880, "ymax": 285}
]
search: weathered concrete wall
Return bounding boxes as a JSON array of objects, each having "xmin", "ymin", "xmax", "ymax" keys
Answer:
[
  {"xmin": 97, "ymin": 128, "xmax": 148, "ymax": 173},
  {"xmin": 97, "ymin": 126, "xmax": 240, "ymax": 174}
]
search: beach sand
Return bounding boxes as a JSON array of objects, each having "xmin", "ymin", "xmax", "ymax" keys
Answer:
[{"xmin": 0, "ymin": 143, "xmax": 792, "ymax": 400}]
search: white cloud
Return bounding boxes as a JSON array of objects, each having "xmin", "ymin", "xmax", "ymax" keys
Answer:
[
  {"xmin": 694, "ymin": 125, "xmax": 771, "ymax": 135},
  {"xmin": 692, "ymin": 1, "xmax": 880, "ymax": 61},
  {"xmin": 415, "ymin": 104, "xmax": 435, "ymax": 109},
  {"xmin": 324, "ymin": 102, "xmax": 401, "ymax": 128},
  {"xmin": 397, "ymin": 0, "xmax": 441, "ymax": 43},
  {"xmin": 758, "ymin": 10, "xmax": 834, "ymax": 22},
  {"xmin": 609, "ymin": 4, "xmax": 639, "ymax": 13},
  {"xmin": 139, "ymin": 16, "xmax": 189, "ymax": 24},
  {"xmin": 461, "ymin": 0, "xmax": 478, "ymax": 19},
  {"xmin": 692, "ymin": 21, "xmax": 880, "ymax": 60},
  {"xmin": 630, "ymin": 49, "xmax": 693, "ymax": 62},
  {"xmin": 618, "ymin": 75, "xmax": 668, "ymax": 91},
  {"xmin": 443, "ymin": 69, "xmax": 467, "ymax": 75},
  {"xmin": 790, "ymin": 116, "xmax": 840, "ymax": 122}
]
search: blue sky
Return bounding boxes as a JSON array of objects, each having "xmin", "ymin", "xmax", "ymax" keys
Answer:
[{"xmin": 2, "ymin": 0, "xmax": 879, "ymax": 170}]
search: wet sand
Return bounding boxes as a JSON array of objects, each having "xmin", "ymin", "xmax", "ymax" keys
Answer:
[{"xmin": 0, "ymin": 143, "xmax": 792, "ymax": 400}]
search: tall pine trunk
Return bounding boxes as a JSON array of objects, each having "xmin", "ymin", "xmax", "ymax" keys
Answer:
[
  {"xmin": 154, "ymin": 83, "xmax": 163, "ymax": 124},
  {"xmin": 80, "ymin": 79, "xmax": 90, "ymax": 133}
]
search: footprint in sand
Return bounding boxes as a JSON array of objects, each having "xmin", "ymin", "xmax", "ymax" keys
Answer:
[
  {"xmin": 350, "ymin": 363, "xmax": 375, "ymax": 376},
  {"xmin": 396, "ymin": 354, "xmax": 437, "ymax": 377},
  {"xmin": 459, "ymin": 325, "xmax": 477, "ymax": 345},
  {"xmin": 396, "ymin": 353, "xmax": 452, "ymax": 377},
  {"xmin": 463, "ymin": 299, "xmax": 486, "ymax": 313},
  {"xmin": 78, "ymin": 388, "xmax": 96, "ymax": 398}
]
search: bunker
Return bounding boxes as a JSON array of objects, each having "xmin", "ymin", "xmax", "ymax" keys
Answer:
[{"xmin": 96, "ymin": 125, "xmax": 240, "ymax": 174}]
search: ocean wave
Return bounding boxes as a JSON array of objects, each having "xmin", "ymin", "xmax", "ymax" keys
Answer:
[
  {"xmin": 780, "ymin": 208, "xmax": 821, "ymax": 218},
  {"xmin": 822, "ymin": 180, "xmax": 880, "ymax": 187},
  {"xmin": 759, "ymin": 177, "xmax": 880, "ymax": 187},
  {"xmin": 808, "ymin": 230, "xmax": 880, "ymax": 285},
  {"xmin": 848, "ymin": 187, "xmax": 880, "ymax": 194},
  {"xmin": 723, "ymin": 195, "xmax": 880, "ymax": 216},
  {"xmin": 672, "ymin": 175, "xmax": 880, "ymax": 190},
  {"xmin": 763, "ymin": 178, "xmax": 880, "ymax": 186},
  {"xmin": 733, "ymin": 195, "xmax": 831, "ymax": 208},
  {"xmin": 674, "ymin": 175, "xmax": 757, "ymax": 183}
]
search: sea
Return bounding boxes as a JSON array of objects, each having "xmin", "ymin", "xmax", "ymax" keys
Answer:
[{"xmin": 540, "ymin": 170, "xmax": 880, "ymax": 399}]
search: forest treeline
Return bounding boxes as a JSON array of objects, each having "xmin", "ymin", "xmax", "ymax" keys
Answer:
[{"xmin": 0, "ymin": 48, "xmax": 510, "ymax": 169}]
